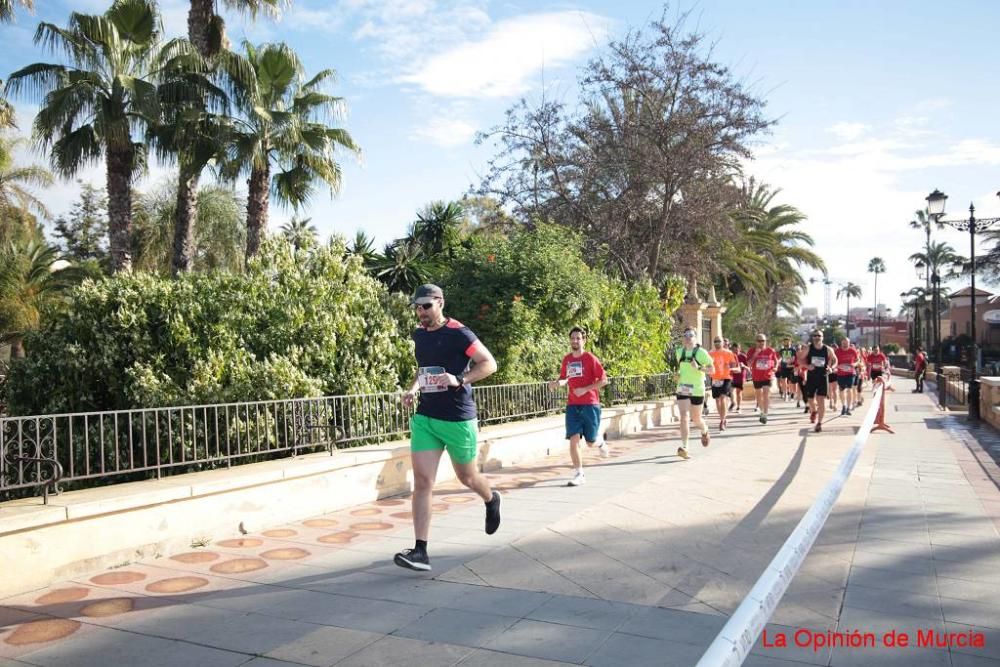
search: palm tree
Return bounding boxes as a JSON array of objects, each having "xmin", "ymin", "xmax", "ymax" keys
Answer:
[
  {"xmin": 837, "ymin": 282, "xmax": 862, "ymax": 332},
  {"xmin": 223, "ymin": 42, "xmax": 360, "ymax": 261},
  {"xmin": 910, "ymin": 208, "xmax": 945, "ymax": 272},
  {"xmin": 375, "ymin": 238, "xmax": 431, "ymax": 294},
  {"xmin": 347, "ymin": 229, "xmax": 380, "ymax": 272},
  {"xmin": 0, "ymin": 135, "xmax": 52, "ymax": 220},
  {"xmin": 868, "ymin": 257, "xmax": 886, "ymax": 346},
  {"xmin": 0, "ymin": 0, "xmax": 31, "ymax": 22},
  {"xmin": 0, "ymin": 87, "xmax": 13, "ymax": 130},
  {"xmin": 5, "ymin": 0, "xmax": 162, "ymax": 273},
  {"xmin": 908, "ymin": 241, "xmax": 964, "ymax": 281},
  {"xmin": 0, "ymin": 134, "xmax": 51, "ymax": 246},
  {"xmin": 0, "ymin": 0, "xmax": 30, "ymax": 128},
  {"xmin": 187, "ymin": 0, "xmax": 287, "ymax": 59},
  {"xmin": 981, "ymin": 227, "xmax": 1000, "ymax": 285},
  {"xmin": 410, "ymin": 201, "xmax": 467, "ymax": 258},
  {"xmin": 0, "ymin": 240, "xmax": 84, "ymax": 358},
  {"xmin": 725, "ymin": 179, "xmax": 826, "ymax": 332},
  {"xmin": 132, "ymin": 181, "xmax": 246, "ymax": 275},
  {"xmin": 280, "ymin": 215, "xmax": 317, "ymax": 250},
  {"xmin": 151, "ymin": 39, "xmax": 253, "ymax": 275}
]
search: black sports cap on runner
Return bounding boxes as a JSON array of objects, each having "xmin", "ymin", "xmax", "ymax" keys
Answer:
[{"xmin": 410, "ymin": 284, "xmax": 444, "ymax": 304}]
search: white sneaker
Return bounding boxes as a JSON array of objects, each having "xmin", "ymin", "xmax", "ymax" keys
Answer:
[
  {"xmin": 568, "ymin": 470, "xmax": 586, "ymax": 486},
  {"xmin": 598, "ymin": 441, "xmax": 610, "ymax": 458}
]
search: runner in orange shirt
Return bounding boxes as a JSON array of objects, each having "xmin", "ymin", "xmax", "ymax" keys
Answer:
[{"xmin": 708, "ymin": 337, "xmax": 739, "ymax": 431}]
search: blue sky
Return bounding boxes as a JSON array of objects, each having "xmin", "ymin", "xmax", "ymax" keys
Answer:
[{"xmin": 3, "ymin": 0, "xmax": 1000, "ymax": 317}]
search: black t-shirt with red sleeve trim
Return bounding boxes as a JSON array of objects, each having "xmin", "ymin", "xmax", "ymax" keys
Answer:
[{"xmin": 413, "ymin": 318, "xmax": 482, "ymax": 422}]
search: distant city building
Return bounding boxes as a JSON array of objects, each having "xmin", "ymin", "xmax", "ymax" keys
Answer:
[
  {"xmin": 800, "ymin": 307, "xmax": 819, "ymax": 320},
  {"xmin": 941, "ymin": 287, "xmax": 997, "ymax": 347},
  {"xmin": 850, "ymin": 304, "xmax": 889, "ymax": 319}
]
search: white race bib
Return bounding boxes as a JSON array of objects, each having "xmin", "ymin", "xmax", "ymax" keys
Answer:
[
  {"xmin": 417, "ymin": 366, "xmax": 449, "ymax": 393},
  {"xmin": 755, "ymin": 359, "xmax": 771, "ymax": 370},
  {"xmin": 811, "ymin": 356, "xmax": 826, "ymax": 368},
  {"xmin": 566, "ymin": 361, "xmax": 584, "ymax": 378},
  {"xmin": 712, "ymin": 380, "xmax": 724, "ymax": 387},
  {"xmin": 837, "ymin": 363, "xmax": 853, "ymax": 373},
  {"xmin": 678, "ymin": 383, "xmax": 693, "ymax": 396},
  {"xmin": 872, "ymin": 363, "xmax": 882, "ymax": 370}
]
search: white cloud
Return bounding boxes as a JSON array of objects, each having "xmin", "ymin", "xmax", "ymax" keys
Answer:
[
  {"xmin": 278, "ymin": 5, "xmax": 348, "ymax": 33},
  {"xmin": 350, "ymin": 1, "xmax": 491, "ymax": 62},
  {"xmin": 827, "ymin": 122, "xmax": 869, "ymax": 142},
  {"xmin": 411, "ymin": 117, "xmax": 478, "ymax": 147},
  {"xmin": 748, "ymin": 112, "xmax": 1000, "ymax": 319},
  {"xmin": 399, "ymin": 11, "xmax": 610, "ymax": 98}
]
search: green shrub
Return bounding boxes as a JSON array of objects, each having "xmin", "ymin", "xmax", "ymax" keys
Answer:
[
  {"xmin": 4, "ymin": 238, "xmax": 414, "ymax": 415},
  {"xmin": 439, "ymin": 224, "xmax": 681, "ymax": 382}
]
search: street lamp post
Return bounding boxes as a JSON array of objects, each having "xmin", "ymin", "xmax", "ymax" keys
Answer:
[
  {"xmin": 925, "ymin": 189, "xmax": 1000, "ymax": 421},
  {"xmin": 931, "ymin": 271, "xmax": 942, "ymax": 370}
]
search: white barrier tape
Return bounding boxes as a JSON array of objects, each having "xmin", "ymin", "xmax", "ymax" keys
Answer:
[{"xmin": 695, "ymin": 383, "xmax": 885, "ymax": 667}]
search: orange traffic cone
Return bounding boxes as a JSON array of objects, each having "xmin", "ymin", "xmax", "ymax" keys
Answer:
[{"xmin": 871, "ymin": 376, "xmax": 895, "ymax": 434}]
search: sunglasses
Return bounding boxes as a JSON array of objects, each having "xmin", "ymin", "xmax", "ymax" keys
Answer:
[
  {"xmin": 812, "ymin": 335, "xmax": 822, "ymax": 338},
  {"xmin": 756, "ymin": 339, "xmax": 766, "ymax": 343},
  {"xmin": 413, "ymin": 301, "xmax": 436, "ymax": 311}
]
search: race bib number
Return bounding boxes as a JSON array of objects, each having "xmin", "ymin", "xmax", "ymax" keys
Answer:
[
  {"xmin": 417, "ymin": 366, "xmax": 449, "ymax": 393},
  {"xmin": 566, "ymin": 361, "xmax": 584, "ymax": 378},
  {"xmin": 712, "ymin": 380, "xmax": 724, "ymax": 387},
  {"xmin": 838, "ymin": 363, "xmax": 853, "ymax": 373},
  {"xmin": 811, "ymin": 356, "xmax": 826, "ymax": 368},
  {"xmin": 872, "ymin": 363, "xmax": 882, "ymax": 370},
  {"xmin": 755, "ymin": 359, "xmax": 771, "ymax": 370},
  {"xmin": 678, "ymin": 383, "xmax": 693, "ymax": 396}
]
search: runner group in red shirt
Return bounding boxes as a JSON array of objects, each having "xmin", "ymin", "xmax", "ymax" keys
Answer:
[{"xmin": 687, "ymin": 329, "xmax": 890, "ymax": 437}]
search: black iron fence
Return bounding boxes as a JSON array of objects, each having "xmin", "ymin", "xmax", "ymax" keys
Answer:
[{"xmin": 1, "ymin": 373, "xmax": 673, "ymax": 502}]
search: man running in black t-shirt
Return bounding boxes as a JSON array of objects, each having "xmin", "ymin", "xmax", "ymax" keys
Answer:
[
  {"xmin": 394, "ymin": 284, "xmax": 502, "ymax": 571},
  {"xmin": 798, "ymin": 330, "xmax": 837, "ymax": 433}
]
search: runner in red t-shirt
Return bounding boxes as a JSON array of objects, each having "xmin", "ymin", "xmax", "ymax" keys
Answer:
[
  {"xmin": 833, "ymin": 339, "xmax": 859, "ymax": 416},
  {"xmin": 549, "ymin": 327, "xmax": 609, "ymax": 487},
  {"xmin": 868, "ymin": 345, "xmax": 889, "ymax": 384},
  {"xmin": 913, "ymin": 346, "xmax": 927, "ymax": 392},
  {"xmin": 729, "ymin": 343, "xmax": 749, "ymax": 414},
  {"xmin": 746, "ymin": 334, "xmax": 779, "ymax": 424}
]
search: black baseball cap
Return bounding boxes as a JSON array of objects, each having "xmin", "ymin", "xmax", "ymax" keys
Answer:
[{"xmin": 410, "ymin": 284, "xmax": 444, "ymax": 305}]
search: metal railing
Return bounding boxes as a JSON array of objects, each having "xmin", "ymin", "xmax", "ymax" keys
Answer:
[
  {"xmin": 934, "ymin": 370, "xmax": 970, "ymax": 409},
  {"xmin": 1, "ymin": 373, "xmax": 673, "ymax": 502}
]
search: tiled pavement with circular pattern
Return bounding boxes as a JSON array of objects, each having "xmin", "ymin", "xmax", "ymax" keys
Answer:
[{"xmin": 0, "ymin": 433, "xmax": 644, "ymax": 663}]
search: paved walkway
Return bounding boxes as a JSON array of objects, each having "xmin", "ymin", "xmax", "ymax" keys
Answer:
[{"xmin": 2, "ymin": 379, "xmax": 999, "ymax": 667}]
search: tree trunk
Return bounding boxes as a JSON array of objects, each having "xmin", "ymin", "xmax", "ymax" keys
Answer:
[
  {"xmin": 10, "ymin": 337, "xmax": 25, "ymax": 359},
  {"xmin": 188, "ymin": 0, "xmax": 215, "ymax": 57},
  {"xmin": 105, "ymin": 148, "xmax": 134, "ymax": 274},
  {"xmin": 245, "ymin": 161, "xmax": 270, "ymax": 262},
  {"xmin": 171, "ymin": 167, "xmax": 199, "ymax": 276}
]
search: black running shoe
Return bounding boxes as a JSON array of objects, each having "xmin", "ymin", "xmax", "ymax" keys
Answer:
[
  {"xmin": 485, "ymin": 491, "xmax": 502, "ymax": 535},
  {"xmin": 394, "ymin": 549, "xmax": 430, "ymax": 571}
]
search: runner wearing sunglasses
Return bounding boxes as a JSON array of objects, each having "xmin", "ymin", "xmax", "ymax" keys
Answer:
[
  {"xmin": 798, "ymin": 330, "xmax": 837, "ymax": 432},
  {"xmin": 395, "ymin": 284, "xmax": 502, "ymax": 572}
]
